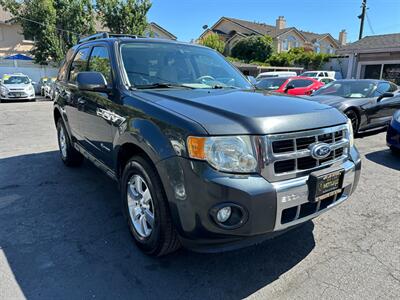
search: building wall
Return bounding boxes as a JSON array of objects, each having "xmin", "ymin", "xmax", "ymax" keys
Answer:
[{"xmin": 0, "ymin": 23, "xmax": 33, "ymax": 57}]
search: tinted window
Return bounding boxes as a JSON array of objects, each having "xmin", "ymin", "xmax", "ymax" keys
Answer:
[
  {"xmin": 58, "ymin": 48, "xmax": 75, "ymax": 82},
  {"xmin": 290, "ymin": 79, "xmax": 313, "ymax": 88},
  {"xmin": 69, "ymin": 47, "xmax": 90, "ymax": 82},
  {"xmin": 389, "ymin": 83, "xmax": 398, "ymax": 92},
  {"xmin": 373, "ymin": 82, "xmax": 391, "ymax": 96},
  {"xmin": 88, "ymin": 46, "xmax": 112, "ymax": 84},
  {"xmin": 256, "ymin": 78, "xmax": 287, "ymax": 90},
  {"xmin": 321, "ymin": 78, "xmax": 334, "ymax": 84},
  {"xmin": 313, "ymin": 81, "xmax": 375, "ymax": 98}
]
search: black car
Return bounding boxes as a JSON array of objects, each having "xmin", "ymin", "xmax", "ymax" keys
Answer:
[
  {"xmin": 306, "ymin": 79, "xmax": 400, "ymax": 134},
  {"xmin": 53, "ymin": 33, "xmax": 361, "ymax": 256}
]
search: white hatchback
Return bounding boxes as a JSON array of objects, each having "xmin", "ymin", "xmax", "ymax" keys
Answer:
[{"xmin": 0, "ymin": 74, "xmax": 36, "ymax": 102}]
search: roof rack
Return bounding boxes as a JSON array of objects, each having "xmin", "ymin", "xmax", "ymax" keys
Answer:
[{"xmin": 77, "ymin": 32, "xmax": 140, "ymax": 44}]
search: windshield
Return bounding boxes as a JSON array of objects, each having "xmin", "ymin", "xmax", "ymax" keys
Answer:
[
  {"xmin": 256, "ymin": 78, "xmax": 287, "ymax": 90},
  {"xmin": 312, "ymin": 81, "xmax": 375, "ymax": 98},
  {"xmin": 120, "ymin": 42, "xmax": 252, "ymax": 89},
  {"xmin": 301, "ymin": 72, "xmax": 318, "ymax": 77},
  {"xmin": 3, "ymin": 76, "xmax": 30, "ymax": 85}
]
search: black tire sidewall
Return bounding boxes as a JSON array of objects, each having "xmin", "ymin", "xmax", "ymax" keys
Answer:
[
  {"xmin": 121, "ymin": 157, "xmax": 165, "ymax": 254},
  {"xmin": 345, "ymin": 109, "xmax": 359, "ymax": 134},
  {"xmin": 56, "ymin": 119, "xmax": 70, "ymax": 163}
]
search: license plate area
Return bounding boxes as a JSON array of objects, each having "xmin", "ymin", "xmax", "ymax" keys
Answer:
[{"xmin": 308, "ymin": 169, "xmax": 344, "ymax": 202}]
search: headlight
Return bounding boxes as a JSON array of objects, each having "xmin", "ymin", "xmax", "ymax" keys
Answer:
[
  {"xmin": 0, "ymin": 86, "xmax": 7, "ymax": 95},
  {"xmin": 346, "ymin": 119, "xmax": 354, "ymax": 148},
  {"xmin": 187, "ymin": 136, "xmax": 258, "ymax": 173}
]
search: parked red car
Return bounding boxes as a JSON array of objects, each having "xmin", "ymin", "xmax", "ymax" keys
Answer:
[{"xmin": 256, "ymin": 76, "xmax": 324, "ymax": 96}]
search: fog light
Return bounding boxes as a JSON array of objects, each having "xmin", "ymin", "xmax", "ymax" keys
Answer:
[{"xmin": 217, "ymin": 206, "xmax": 231, "ymax": 223}]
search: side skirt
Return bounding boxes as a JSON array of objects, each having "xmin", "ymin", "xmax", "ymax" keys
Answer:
[{"xmin": 74, "ymin": 142, "xmax": 118, "ymax": 182}]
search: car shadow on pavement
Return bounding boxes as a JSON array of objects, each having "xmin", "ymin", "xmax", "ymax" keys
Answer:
[
  {"xmin": 0, "ymin": 151, "xmax": 315, "ymax": 300},
  {"xmin": 365, "ymin": 149, "xmax": 400, "ymax": 171}
]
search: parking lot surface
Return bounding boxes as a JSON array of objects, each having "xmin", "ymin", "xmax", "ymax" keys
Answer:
[{"xmin": 0, "ymin": 101, "xmax": 399, "ymax": 300}]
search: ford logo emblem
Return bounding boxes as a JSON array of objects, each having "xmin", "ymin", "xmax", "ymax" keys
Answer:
[{"xmin": 310, "ymin": 143, "xmax": 331, "ymax": 159}]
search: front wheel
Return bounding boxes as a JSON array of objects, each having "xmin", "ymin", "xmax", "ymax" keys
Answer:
[
  {"xmin": 345, "ymin": 109, "xmax": 359, "ymax": 134},
  {"xmin": 121, "ymin": 156, "xmax": 180, "ymax": 256}
]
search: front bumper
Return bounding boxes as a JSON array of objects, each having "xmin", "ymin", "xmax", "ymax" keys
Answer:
[
  {"xmin": 1, "ymin": 93, "xmax": 35, "ymax": 100},
  {"xmin": 386, "ymin": 120, "xmax": 400, "ymax": 149},
  {"xmin": 156, "ymin": 147, "xmax": 361, "ymax": 252}
]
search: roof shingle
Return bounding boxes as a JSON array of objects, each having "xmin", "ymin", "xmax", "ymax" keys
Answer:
[{"xmin": 338, "ymin": 33, "xmax": 400, "ymax": 52}]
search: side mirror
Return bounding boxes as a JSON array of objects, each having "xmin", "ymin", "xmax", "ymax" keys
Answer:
[
  {"xmin": 77, "ymin": 72, "xmax": 108, "ymax": 92},
  {"xmin": 285, "ymin": 84, "xmax": 295, "ymax": 93},
  {"xmin": 377, "ymin": 92, "xmax": 394, "ymax": 102}
]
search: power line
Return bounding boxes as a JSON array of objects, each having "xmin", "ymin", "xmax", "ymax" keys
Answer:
[
  {"xmin": 366, "ymin": 12, "xmax": 375, "ymax": 35},
  {"xmin": 12, "ymin": 15, "xmax": 82, "ymax": 37}
]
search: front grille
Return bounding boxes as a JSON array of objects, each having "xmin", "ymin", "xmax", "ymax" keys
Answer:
[{"xmin": 263, "ymin": 125, "xmax": 350, "ymax": 181}]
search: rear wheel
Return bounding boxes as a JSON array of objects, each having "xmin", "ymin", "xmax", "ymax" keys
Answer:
[
  {"xmin": 390, "ymin": 146, "xmax": 400, "ymax": 156},
  {"xmin": 121, "ymin": 156, "xmax": 180, "ymax": 256},
  {"xmin": 345, "ymin": 109, "xmax": 359, "ymax": 134},
  {"xmin": 56, "ymin": 119, "xmax": 83, "ymax": 167}
]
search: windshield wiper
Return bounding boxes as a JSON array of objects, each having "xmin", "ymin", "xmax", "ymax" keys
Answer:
[
  {"xmin": 210, "ymin": 85, "xmax": 240, "ymax": 89},
  {"xmin": 133, "ymin": 83, "xmax": 195, "ymax": 90}
]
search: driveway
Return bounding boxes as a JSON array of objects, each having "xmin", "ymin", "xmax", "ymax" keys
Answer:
[{"xmin": 0, "ymin": 102, "xmax": 399, "ymax": 299}]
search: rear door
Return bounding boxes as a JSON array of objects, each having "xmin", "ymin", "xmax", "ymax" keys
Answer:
[{"xmin": 78, "ymin": 45, "xmax": 115, "ymax": 166}]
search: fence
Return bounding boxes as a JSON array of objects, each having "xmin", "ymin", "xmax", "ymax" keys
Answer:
[{"xmin": 0, "ymin": 59, "xmax": 59, "ymax": 82}]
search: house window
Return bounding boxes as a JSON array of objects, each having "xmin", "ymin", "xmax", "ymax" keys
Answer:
[
  {"xmin": 282, "ymin": 35, "xmax": 299, "ymax": 51},
  {"xmin": 314, "ymin": 42, "xmax": 320, "ymax": 53}
]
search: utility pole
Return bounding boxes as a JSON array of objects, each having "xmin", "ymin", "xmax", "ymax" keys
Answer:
[{"xmin": 358, "ymin": 0, "xmax": 367, "ymax": 40}]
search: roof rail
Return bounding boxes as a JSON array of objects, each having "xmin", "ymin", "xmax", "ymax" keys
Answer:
[{"xmin": 77, "ymin": 32, "xmax": 140, "ymax": 44}]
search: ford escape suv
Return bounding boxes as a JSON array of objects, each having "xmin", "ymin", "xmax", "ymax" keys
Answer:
[{"xmin": 53, "ymin": 33, "xmax": 361, "ymax": 256}]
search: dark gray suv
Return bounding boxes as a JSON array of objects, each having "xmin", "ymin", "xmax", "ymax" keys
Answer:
[{"xmin": 53, "ymin": 33, "xmax": 361, "ymax": 256}]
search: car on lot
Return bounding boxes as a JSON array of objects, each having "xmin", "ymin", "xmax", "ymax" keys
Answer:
[
  {"xmin": 54, "ymin": 33, "xmax": 361, "ymax": 256},
  {"xmin": 300, "ymin": 71, "xmax": 342, "ymax": 79},
  {"xmin": 44, "ymin": 77, "xmax": 57, "ymax": 99},
  {"xmin": 305, "ymin": 79, "xmax": 400, "ymax": 134},
  {"xmin": 256, "ymin": 71, "xmax": 297, "ymax": 80},
  {"xmin": 256, "ymin": 76, "xmax": 324, "ymax": 95},
  {"xmin": 37, "ymin": 77, "xmax": 49, "ymax": 95},
  {"xmin": 0, "ymin": 73, "xmax": 35, "ymax": 102},
  {"xmin": 387, "ymin": 109, "xmax": 400, "ymax": 154}
]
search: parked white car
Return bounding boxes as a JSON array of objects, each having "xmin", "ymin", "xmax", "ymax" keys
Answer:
[
  {"xmin": 300, "ymin": 71, "xmax": 342, "ymax": 79},
  {"xmin": 0, "ymin": 73, "xmax": 36, "ymax": 102},
  {"xmin": 256, "ymin": 71, "xmax": 297, "ymax": 80}
]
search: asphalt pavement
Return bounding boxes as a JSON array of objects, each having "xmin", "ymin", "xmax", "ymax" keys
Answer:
[{"xmin": 0, "ymin": 101, "xmax": 399, "ymax": 300}]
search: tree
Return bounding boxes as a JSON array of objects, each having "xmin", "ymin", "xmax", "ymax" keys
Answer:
[
  {"xmin": 0, "ymin": 0, "xmax": 95, "ymax": 64},
  {"xmin": 231, "ymin": 35, "xmax": 274, "ymax": 63},
  {"xmin": 96, "ymin": 0, "xmax": 152, "ymax": 35},
  {"xmin": 198, "ymin": 32, "xmax": 225, "ymax": 53},
  {"xmin": 267, "ymin": 47, "xmax": 332, "ymax": 69}
]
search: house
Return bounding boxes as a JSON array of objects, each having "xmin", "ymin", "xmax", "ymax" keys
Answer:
[
  {"xmin": 0, "ymin": 8, "xmax": 35, "ymax": 57},
  {"xmin": 336, "ymin": 33, "xmax": 400, "ymax": 84},
  {"xmin": 199, "ymin": 16, "xmax": 347, "ymax": 55}
]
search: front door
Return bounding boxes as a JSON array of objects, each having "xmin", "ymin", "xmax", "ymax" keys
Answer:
[{"xmin": 79, "ymin": 45, "xmax": 115, "ymax": 167}]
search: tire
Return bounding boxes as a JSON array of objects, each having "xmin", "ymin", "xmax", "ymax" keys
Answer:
[
  {"xmin": 121, "ymin": 156, "xmax": 180, "ymax": 256},
  {"xmin": 390, "ymin": 146, "xmax": 400, "ymax": 156},
  {"xmin": 56, "ymin": 119, "xmax": 83, "ymax": 167},
  {"xmin": 345, "ymin": 109, "xmax": 359, "ymax": 134}
]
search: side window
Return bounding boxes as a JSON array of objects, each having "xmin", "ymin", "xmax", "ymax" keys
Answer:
[
  {"xmin": 374, "ymin": 82, "xmax": 391, "ymax": 96},
  {"xmin": 69, "ymin": 47, "xmax": 90, "ymax": 82},
  {"xmin": 88, "ymin": 46, "xmax": 112, "ymax": 84},
  {"xmin": 324, "ymin": 72, "xmax": 329, "ymax": 77},
  {"xmin": 291, "ymin": 79, "xmax": 313, "ymax": 88},
  {"xmin": 58, "ymin": 48, "xmax": 75, "ymax": 82},
  {"xmin": 318, "ymin": 72, "xmax": 324, "ymax": 77}
]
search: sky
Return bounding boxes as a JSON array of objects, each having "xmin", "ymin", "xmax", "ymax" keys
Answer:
[{"xmin": 147, "ymin": 0, "xmax": 400, "ymax": 43}]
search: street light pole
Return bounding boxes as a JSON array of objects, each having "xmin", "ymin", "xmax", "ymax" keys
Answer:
[{"xmin": 358, "ymin": 0, "xmax": 367, "ymax": 40}]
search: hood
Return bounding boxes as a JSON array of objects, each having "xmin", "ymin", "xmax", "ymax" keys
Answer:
[
  {"xmin": 2, "ymin": 83, "xmax": 31, "ymax": 90},
  {"xmin": 134, "ymin": 89, "xmax": 347, "ymax": 135}
]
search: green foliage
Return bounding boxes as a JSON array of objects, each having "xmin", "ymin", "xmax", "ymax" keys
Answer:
[
  {"xmin": 199, "ymin": 32, "xmax": 225, "ymax": 53},
  {"xmin": 0, "ymin": 0, "xmax": 95, "ymax": 64},
  {"xmin": 96, "ymin": 0, "xmax": 152, "ymax": 35},
  {"xmin": 231, "ymin": 35, "xmax": 274, "ymax": 63},
  {"xmin": 268, "ymin": 47, "xmax": 332, "ymax": 69}
]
